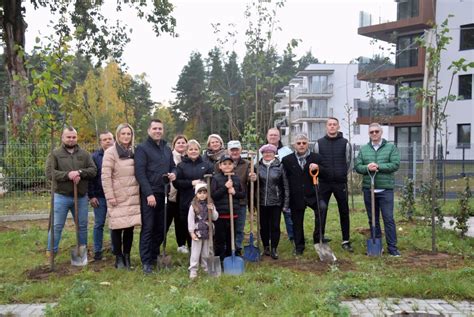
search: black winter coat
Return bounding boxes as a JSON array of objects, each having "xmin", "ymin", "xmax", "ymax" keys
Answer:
[
  {"xmin": 211, "ymin": 173, "xmax": 245, "ymax": 216},
  {"xmin": 282, "ymin": 152, "xmax": 322, "ymax": 211},
  {"xmin": 174, "ymin": 155, "xmax": 214, "ymax": 217},
  {"xmin": 258, "ymin": 159, "xmax": 289, "ymax": 209},
  {"xmin": 134, "ymin": 137, "xmax": 176, "ymax": 197}
]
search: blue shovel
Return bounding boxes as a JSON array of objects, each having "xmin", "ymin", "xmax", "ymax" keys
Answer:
[
  {"xmin": 367, "ymin": 170, "xmax": 383, "ymax": 256},
  {"xmin": 223, "ymin": 173, "xmax": 245, "ymax": 275}
]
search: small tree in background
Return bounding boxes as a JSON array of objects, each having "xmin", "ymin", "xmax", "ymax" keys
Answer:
[
  {"xmin": 399, "ymin": 177, "xmax": 416, "ymax": 221},
  {"xmin": 454, "ymin": 177, "xmax": 471, "ymax": 238}
]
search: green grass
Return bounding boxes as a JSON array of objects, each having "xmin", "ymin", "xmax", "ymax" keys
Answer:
[{"xmin": 0, "ymin": 203, "xmax": 473, "ymax": 316}]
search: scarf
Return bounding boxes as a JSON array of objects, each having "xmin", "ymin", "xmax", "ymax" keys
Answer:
[
  {"xmin": 116, "ymin": 143, "xmax": 134, "ymax": 159},
  {"xmin": 295, "ymin": 149, "xmax": 310, "ymax": 169},
  {"xmin": 205, "ymin": 148, "xmax": 226, "ymax": 163}
]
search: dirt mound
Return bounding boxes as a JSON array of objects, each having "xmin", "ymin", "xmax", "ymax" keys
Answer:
[
  {"xmin": 26, "ymin": 263, "xmax": 83, "ymax": 280},
  {"xmin": 267, "ymin": 257, "xmax": 355, "ymax": 274},
  {"xmin": 387, "ymin": 251, "xmax": 467, "ymax": 269}
]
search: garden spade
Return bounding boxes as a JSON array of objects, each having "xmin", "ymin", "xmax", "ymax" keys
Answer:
[
  {"xmin": 310, "ymin": 169, "xmax": 336, "ymax": 263},
  {"xmin": 367, "ymin": 170, "xmax": 383, "ymax": 256},
  {"xmin": 71, "ymin": 182, "xmax": 88, "ymax": 266},
  {"xmin": 203, "ymin": 174, "xmax": 221, "ymax": 277},
  {"xmin": 223, "ymin": 173, "xmax": 245, "ymax": 275},
  {"xmin": 244, "ymin": 152, "xmax": 260, "ymax": 262},
  {"xmin": 158, "ymin": 174, "xmax": 172, "ymax": 269}
]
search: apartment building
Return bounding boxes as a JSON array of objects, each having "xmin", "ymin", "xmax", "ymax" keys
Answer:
[
  {"xmin": 357, "ymin": 0, "xmax": 473, "ymax": 159},
  {"xmin": 274, "ymin": 63, "xmax": 391, "ymax": 147}
]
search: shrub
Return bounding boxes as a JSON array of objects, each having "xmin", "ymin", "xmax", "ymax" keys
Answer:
[{"xmin": 399, "ymin": 177, "xmax": 416, "ymax": 220}]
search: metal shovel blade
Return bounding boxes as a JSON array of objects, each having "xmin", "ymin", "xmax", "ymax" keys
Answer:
[
  {"xmin": 223, "ymin": 252, "xmax": 245, "ymax": 275},
  {"xmin": 204, "ymin": 254, "xmax": 222, "ymax": 277},
  {"xmin": 71, "ymin": 245, "xmax": 88, "ymax": 266},
  {"xmin": 158, "ymin": 253, "xmax": 172, "ymax": 269},
  {"xmin": 367, "ymin": 227, "xmax": 383, "ymax": 257},
  {"xmin": 314, "ymin": 243, "xmax": 337, "ymax": 263},
  {"xmin": 243, "ymin": 233, "xmax": 260, "ymax": 262}
]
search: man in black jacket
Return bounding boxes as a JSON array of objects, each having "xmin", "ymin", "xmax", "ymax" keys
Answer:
[
  {"xmin": 313, "ymin": 117, "xmax": 353, "ymax": 252},
  {"xmin": 282, "ymin": 133, "xmax": 322, "ymax": 255},
  {"xmin": 88, "ymin": 131, "xmax": 114, "ymax": 261},
  {"xmin": 135, "ymin": 119, "xmax": 177, "ymax": 274}
]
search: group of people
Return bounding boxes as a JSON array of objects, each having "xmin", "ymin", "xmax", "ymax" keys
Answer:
[{"xmin": 46, "ymin": 117, "xmax": 401, "ymax": 279}]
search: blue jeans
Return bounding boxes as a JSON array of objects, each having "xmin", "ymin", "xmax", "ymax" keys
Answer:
[
  {"xmin": 47, "ymin": 193, "xmax": 88, "ymax": 253},
  {"xmin": 235, "ymin": 205, "xmax": 247, "ymax": 250},
  {"xmin": 93, "ymin": 197, "xmax": 107, "ymax": 253},
  {"xmin": 363, "ymin": 189, "xmax": 398, "ymax": 253},
  {"xmin": 283, "ymin": 211, "xmax": 294, "ymax": 240}
]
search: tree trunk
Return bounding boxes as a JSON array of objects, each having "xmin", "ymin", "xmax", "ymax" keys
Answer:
[{"xmin": 3, "ymin": 0, "xmax": 29, "ymax": 138}]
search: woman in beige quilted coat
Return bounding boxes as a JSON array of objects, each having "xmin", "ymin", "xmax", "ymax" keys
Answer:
[{"xmin": 102, "ymin": 123, "xmax": 141, "ymax": 269}]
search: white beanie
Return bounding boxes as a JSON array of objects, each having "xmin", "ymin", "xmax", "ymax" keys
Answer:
[{"xmin": 194, "ymin": 182, "xmax": 208, "ymax": 195}]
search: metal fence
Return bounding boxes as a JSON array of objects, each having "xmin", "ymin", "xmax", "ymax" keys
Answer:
[{"xmin": 0, "ymin": 142, "xmax": 472, "ymax": 215}]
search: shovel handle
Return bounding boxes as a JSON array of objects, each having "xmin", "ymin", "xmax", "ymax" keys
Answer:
[
  {"xmin": 309, "ymin": 168, "xmax": 319, "ymax": 185},
  {"xmin": 225, "ymin": 173, "xmax": 236, "ymax": 253},
  {"xmin": 249, "ymin": 152, "xmax": 255, "ymax": 233},
  {"xmin": 204, "ymin": 174, "xmax": 214, "ymax": 252},
  {"xmin": 73, "ymin": 182, "xmax": 80, "ymax": 249}
]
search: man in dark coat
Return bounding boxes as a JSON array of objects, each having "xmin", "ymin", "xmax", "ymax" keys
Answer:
[
  {"xmin": 135, "ymin": 119, "xmax": 176, "ymax": 274},
  {"xmin": 313, "ymin": 117, "xmax": 353, "ymax": 252},
  {"xmin": 88, "ymin": 131, "xmax": 114, "ymax": 260},
  {"xmin": 282, "ymin": 133, "xmax": 323, "ymax": 255}
]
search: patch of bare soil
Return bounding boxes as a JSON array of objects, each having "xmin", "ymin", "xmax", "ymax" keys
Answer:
[
  {"xmin": 267, "ymin": 257, "xmax": 355, "ymax": 274},
  {"xmin": 0, "ymin": 225, "xmax": 12, "ymax": 232},
  {"xmin": 354, "ymin": 226, "xmax": 372, "ymax": 237},
  {"xmin": 26, "ymin": 263, "xmax": 83, "ymax": 280},
  {"xmin": 386, "ymin": 251, "xmax": 468, "ymax": 269}
]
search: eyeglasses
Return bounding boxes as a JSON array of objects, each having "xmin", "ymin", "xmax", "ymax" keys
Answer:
[
  {"xmin": 369, "ymin": 130, "xmax": 380, "ymax": 135},
  {"xmin": 296, "ymin": 142, "xmax": 307, "ymax": 145}
]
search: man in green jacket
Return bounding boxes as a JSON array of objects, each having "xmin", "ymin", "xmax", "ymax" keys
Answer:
[
  {"xmin": 355, "ymin": 123, "xmax": 401, "ymax": 257},
  {"xmin": 46, "ymin": 127, "xmax": 97, "ymax": 255}
]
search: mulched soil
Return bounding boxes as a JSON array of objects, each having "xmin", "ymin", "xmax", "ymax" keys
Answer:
[
  {"xmin": 266, "ymin": 257, "xmax": 355, "ymax": 274},
  {"xmin": 386, "ymin": 251, "xmax": 469, "ymax": 270}
]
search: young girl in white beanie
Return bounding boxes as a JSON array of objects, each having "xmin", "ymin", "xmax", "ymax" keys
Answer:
[{"xmin": 188, "ymin": 182, "xmax": 218, "ymax": 279}]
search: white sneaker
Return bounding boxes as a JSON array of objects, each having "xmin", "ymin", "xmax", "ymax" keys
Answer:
[
  {"xmin": 189, "ymin": 271, "xmax": 197, "ymax": 279},
  {"xmin": 177, "ymin": 245, "xmax": 189, "ymax": 254}
]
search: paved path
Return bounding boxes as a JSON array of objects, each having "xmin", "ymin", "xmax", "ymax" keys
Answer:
[
  {"xmin": 0, "ymin": 303, "xmax": 56, "ymax": 316},
  {"xmin": 342, "ymin": 298, "xmax": 474, "ymax": 316},
  {"xmin": 443, "ymin": 216, "xmax": 474, "ymax": 238}
]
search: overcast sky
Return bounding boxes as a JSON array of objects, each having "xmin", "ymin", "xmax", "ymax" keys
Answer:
[{"xmin": 23, "ymin": 0, "xmax": 396, "ymax": 103}]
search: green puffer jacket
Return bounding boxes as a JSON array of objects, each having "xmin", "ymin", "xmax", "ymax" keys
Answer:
[{"xmin": 354, "ymin": 139, "xmax": 400, "ymax": 189}]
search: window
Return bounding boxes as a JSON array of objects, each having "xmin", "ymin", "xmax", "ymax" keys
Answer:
[
  {"xmin": 353, "ymin": 75, "xmax": 361, "ymax": 88},
  {"xmin": 397, "ymin": 0, "xmax": 419, "ymax": 20},
  {"xmin": 310, "ymin": 76, "xmax": 328, "ymax": 94},
  {"xmin": 459, "ymin": 74, "xmax": 472, "ymax": 100},
  {"xmin": 397, "ymin": 81, "xmax": 422, "ymax": 115},
  {"xmin": 308, "ymin": 100, "xmax": 328, "ymax": 117},
  {"xmin": 353, "ymin": 98, "xmax": 360, "ymax": 111},
  {"xmin": 396, "ymin": 34, "xmax": 420, "ymax": 68},
  {"xmin": 457, "ymin": 124, "xmax": 471, "ymax": 148},
  {"xmin": 353, "ymin": 124, "xmax": 360, "ymax": 135},
  {"xmin": 460, "ymin": 24, "xmax": 474, "ymax": 50}
]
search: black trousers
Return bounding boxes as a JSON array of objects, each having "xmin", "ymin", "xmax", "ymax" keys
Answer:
[
  {"xmin": 318, "ymin": 182, "xmax": 350, "ymax": 242},
  {"xmin": 260, "ymin": 205, "xmax": 282, "ymax": 249},
  {"xmin": 214, "ymin": 217, "xmax": 235, "ymax": 261},
  {"xmin": 111, "ymin": 226, "xmax": 134, "ymax": 256},
  {"xmin": 291, "ymin": 200, "xmax": 321, "ymax": 253},
  {"xmin": 166, "ymin": 200, "xmax": 190, "ymax": 247},
  {"xmin": 139, "ymin": 193, "xmax": 165, "ymax": 265}
]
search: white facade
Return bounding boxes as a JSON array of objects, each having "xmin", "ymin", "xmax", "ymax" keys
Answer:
[
  {"xmin": 437, "ymin": 0, "xmax": 474, "ymax": 159},
  {"xmin": 275, "ymin": 63, "xmax": 393, "ymax": 147}
]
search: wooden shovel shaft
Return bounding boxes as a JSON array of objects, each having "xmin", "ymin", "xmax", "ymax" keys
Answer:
[
  {"xmin": 249, "ymin": 154, "xmax": 255, "ymax": 233},
  {"xmin": 73, "ymin": 182, "xmax": 80, "ymax": 250},
  {"xmin": 205, "ymin": 174, "xmax": 215, "ymax": 253},
  {"xmin": 225, "ymin": 173, "xmax": 235, "ymax": 253}
]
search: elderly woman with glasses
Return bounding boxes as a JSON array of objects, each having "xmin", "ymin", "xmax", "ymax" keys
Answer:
[{"xmin": 281, "ymin": 133, "xmax": 323, "ymax": 256}]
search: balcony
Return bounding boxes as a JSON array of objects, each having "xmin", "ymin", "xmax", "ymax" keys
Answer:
[
  {"xmin": 294, "ymin": 84, "xmax": 333, "ymax": 100},
  {"xmin": 357, "ymin": 51, "xmax": 425, "ymax": 84},
  {"xmin": 358, "ymin": 0, "xmax": 435, "ymax": 43},
  {"xmin": 274, "ymin": 98, "xmax": 288, "ymax": 113},
  {"xmin": 290, "ymin": 107, "xmax": 333, "ymax": 123},
  {"xmin": 356, "ymin": 98, "xmax": 422, "ymax": 125}
]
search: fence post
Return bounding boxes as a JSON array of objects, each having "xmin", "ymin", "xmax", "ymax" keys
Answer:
[{"xmin": 413, "ymin": 141, "xmax": 417, "ymax": 199}]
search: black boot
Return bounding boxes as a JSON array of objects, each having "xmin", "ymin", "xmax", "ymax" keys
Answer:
[
  {"xmin": 124, "ymin": 254, "xmax": 131, "ymax": 269},
  {"xmin": 271, "ymin": 248, "xmax": 279, "ymax": 260},
  {"xmin": 115, "ymin": 255, "xmax": 125, "ymax": 269},
  {"xmin": 263, "ymin": 246, "xmax": 271, "ymax": 256}
]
